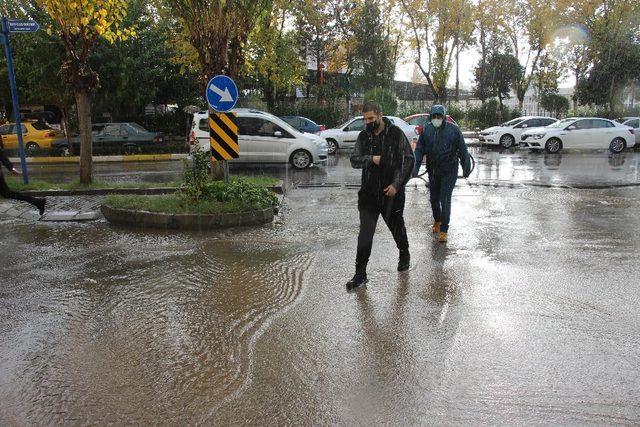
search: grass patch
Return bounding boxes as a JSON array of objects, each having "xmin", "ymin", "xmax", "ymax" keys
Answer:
[
  {"xmin": 105, "ymin": 192, "xmax": 276, "ymax": 215},
  {"xmin": 5, "ymin": 174, "xmax": 277, "ymax": 192}
]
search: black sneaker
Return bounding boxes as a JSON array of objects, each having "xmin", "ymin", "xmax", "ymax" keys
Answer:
[
  {"xmin": 37, "ymin": 199, "xmax": 46, "ymax": 216},
  {"xmin": 345, "ymin": 274, "xmax": 368, "ymax": 292},
  {"xmin": 397, "ymin": 251, "xmax": 410, "ymax": 272}
]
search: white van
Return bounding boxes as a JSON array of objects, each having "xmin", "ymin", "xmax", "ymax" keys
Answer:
[{"xmin": 189, "ymin": 109, "xmax": 328, "ymax": 169}]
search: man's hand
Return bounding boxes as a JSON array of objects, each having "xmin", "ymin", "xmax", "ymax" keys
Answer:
[
  {"xmin": 11, "ymin": 168, "xmax": 20, "ymax": 176},
  {"xmin": 383, "ymin": 184, "xmax": 397, "ymax": 197},
  {"xmin": 372, "ymin": 155, "xmax": 381, "ymax": 166}
]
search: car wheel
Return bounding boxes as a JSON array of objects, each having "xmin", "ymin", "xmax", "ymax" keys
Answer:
[
  {"xmin": 545, "ymin": 138, "xmax": 562, "ymax": 154},
  {"xmin": 326, "ymin": 139, "xmax": 338, "ymax": 155},
  {"xmin": 499, "ymin": 134, "xmax": 515, "ymax": 149},
  {"xmin": 25, "ymin": 142, "xmax": 39, "ymax": 156},
  {"xmin": 122, "ymin": 145, "xmax": 139, "ymax": 155},
  {"xmin": 290, "ymin": 150, "xmax": 312, "ymax": 169},
  {"xmin": 609, "ymin": 137, "xmax": 626, "ymax": 154}
]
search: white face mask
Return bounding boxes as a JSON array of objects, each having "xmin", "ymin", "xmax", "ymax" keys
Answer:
[{"xmin": 432, "ymin": 118, "xmax": 443, "ymax": 128}]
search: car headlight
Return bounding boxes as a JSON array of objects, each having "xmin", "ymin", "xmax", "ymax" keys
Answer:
[{"xmin": 532, "ymin": 133, "xmax": 545, "ymax": 140}]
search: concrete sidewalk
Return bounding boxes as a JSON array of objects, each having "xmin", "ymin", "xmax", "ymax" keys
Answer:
[{"xmin": 0, "ymin": 195, "xmax": 103, "ymax": 222}]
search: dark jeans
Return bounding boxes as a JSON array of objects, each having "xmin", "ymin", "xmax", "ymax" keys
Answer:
[
  {"xmin": 429, "ymin": 172, "xmax": 457, "ymax": 232},
  {"xmin": 355, "ymin": 190, "xmax": 409, "ymax": 274},
  {"xmin": 0, "ymin": 173, "xmax": 43, "ymax": 210}
]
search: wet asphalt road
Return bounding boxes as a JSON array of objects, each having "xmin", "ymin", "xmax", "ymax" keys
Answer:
[
  {"xmin": 1, "ymin": 148, "xmax": 640, "ymax": 424},
  {"xmin": 24, "ymin": 146, "xmax": 640, "ymax": 188}
]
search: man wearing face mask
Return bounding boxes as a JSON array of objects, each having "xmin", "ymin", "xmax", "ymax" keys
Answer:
[
  {"xmin": 346, "ymin": 101, "xmax": 415, "ymax": 292},
  {"xmin": 413, "ymin": 105, "xmax": 471, "ymax": 243}
]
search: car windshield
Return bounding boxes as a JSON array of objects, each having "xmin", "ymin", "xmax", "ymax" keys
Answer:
[
  {"xmin": 547, "ymin": 118, "xmax": 575, "ymax": 129},
  {"xmin": 502, "ymin": 118, "xmax": 525, "ymax": 127},
  {"xmin": 31, "ymin": 121, "xmax": 52, "ymax": 131},
  {"xmin": 336, "ymin": 119, "xmax": 354, "ymax": 130},
  {"xmin": 128, "ymin": 123, "xmax": 149, "ymax": 133}
]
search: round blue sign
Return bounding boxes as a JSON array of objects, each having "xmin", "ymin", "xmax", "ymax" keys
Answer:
[{"xmin": 205, "ymin": 75, "xmax": 238, "ymax": 112}]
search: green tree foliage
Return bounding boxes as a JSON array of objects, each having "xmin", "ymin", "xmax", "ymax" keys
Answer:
[
  {"xmin": 90, "ymin": 0, "xmax": 200, "ymax": 120},
  {"xmin": 243, "ymin": 0, "xmax": 306, "ymax": 110},
  {"xmin": 363, "ymin": 87, "xmax": 398, "ymax": 115},
  {"xmin": 540, "ymin": 92, "xmax": 570, "ymax": 117},
  {"xmin": 351, "ymin": 0, "xmax": 395, "ymax": 92},
  {"xmin": 474, "ymin": 53, "xmax": 522, "ymax": 119}
]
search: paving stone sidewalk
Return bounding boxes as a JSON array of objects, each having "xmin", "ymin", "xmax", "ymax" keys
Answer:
[{"xmin": 0, "ymin": 195, "xmax": 104, "ymax": 222}]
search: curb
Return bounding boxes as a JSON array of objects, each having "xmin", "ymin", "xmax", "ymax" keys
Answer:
[
  {"xmin": 101, "ymin": 204, "xmax": 275, "ymax": 230},
  {"xmin": 9, "ymin": 153, "xmax": 189, "ymax": 164}
]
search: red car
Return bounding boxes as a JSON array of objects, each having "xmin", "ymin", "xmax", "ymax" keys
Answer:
[{"xmin": 404, "ymin": 113, "xmax": 458, "ymax": 135}]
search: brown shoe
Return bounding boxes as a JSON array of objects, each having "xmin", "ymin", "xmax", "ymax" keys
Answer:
[
  {"xmin": 438, "ymin": 232, "xmax": 448, "ymax": 243},
  {"xmin": 432, "ymin": 221, "xmax": 441, "ymax": 233}
]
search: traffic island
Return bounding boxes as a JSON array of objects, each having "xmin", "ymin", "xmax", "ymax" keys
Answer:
[
  {"xmin": 101, "ymin": 203, "xmax": 275, "ymax": 230},
  {"xmin": 100, "ymin": 174, "xmax": 281, "ymax": 230}
]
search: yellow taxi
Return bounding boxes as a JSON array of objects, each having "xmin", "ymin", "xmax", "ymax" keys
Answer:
[{"xmin": 0, "ymin": 121, "xmax": 64, "ymax": 154}]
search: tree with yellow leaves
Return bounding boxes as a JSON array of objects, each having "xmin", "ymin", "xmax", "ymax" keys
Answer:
[
  {"xmin": 399, "ymin": 0, "xmax": 474, "ymax": 102},
  {"xmin": 36, "ymin": 0, "xmax": 135, "ymax": 183}
]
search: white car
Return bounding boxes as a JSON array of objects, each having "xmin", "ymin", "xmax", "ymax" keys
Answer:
[
  {"xmin": 319, "ymin": 116, "xmax": 419, "ymax": 154},
  {"xmin": 621, "ymin": 117, "xmax": 640, "ymax": 145},
  {"xmin": 189, "ymin": 109, "xmax": 328, "ymax": 169},
  {"xmin": 520, "ymin": 117, "xmax": 636, "ymax": 154},
  {"xmin": 479, "ymin": 116, "xmax": 559, "ymax": 148}
]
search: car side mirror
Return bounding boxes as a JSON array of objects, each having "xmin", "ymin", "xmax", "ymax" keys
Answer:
[
  {"xmin": 522, "ymin": 124, "xmax": 528, "ymax": 128},
  {"xmin": 567, "ymin": 126, "xmax": 576, "ymax": 130},
  {"xmin": 274, "ymin": 131, "xmax": 283, "ymax": 137}
]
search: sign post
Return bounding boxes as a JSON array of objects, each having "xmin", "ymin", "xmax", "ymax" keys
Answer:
[
  {"xmin": 0, "ymin": 17, "xmax": 38, "ymax": 184},
  {"xmin": 205, "ymin": 75, "xmax": 239, "ymax": 184}
]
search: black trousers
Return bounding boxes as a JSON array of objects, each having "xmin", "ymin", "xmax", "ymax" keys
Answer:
[
  {"xmin": 355, "ymin": 190, "xmax": 409, "ymax": 274},
  {"xmin": 0, "ymin": 173, "xmax": 43, "ymax": 209}
]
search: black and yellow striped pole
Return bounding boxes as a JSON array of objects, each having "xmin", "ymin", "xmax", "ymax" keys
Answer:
[
  {"xmin": 209, "ymin": 111, "xmax": 239, "ymax": 183},
  {"xmin": 205, "ymin": 75, "xmax": 240, "ymax": 183}
]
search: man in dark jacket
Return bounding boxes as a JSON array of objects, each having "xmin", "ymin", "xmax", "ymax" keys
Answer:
[
  {"xmin": 413, "ymin": 105, "xmax": 471, "ymax": 243},
  {"xmin": 0, "ymin": 138, "xmax": 46, "ymax": 215},
  {"xmin": 346, "ymin": 101, "xmax": 415, "ymax": 291}
]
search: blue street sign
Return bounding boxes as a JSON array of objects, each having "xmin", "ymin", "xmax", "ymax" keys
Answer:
[
  {"xmin": 205, "ymin": 75, "xmax": 238, "ymax": 113},
  {"xmin": 1, "ymin": 17, "xmax": 33, "ymax": 184},
  {"xmin": 7, "ymin": 19, "xmax": 39, "ymax": 33}
]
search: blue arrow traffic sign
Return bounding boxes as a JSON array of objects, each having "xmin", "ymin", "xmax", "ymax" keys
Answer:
[
  {"xmin": 205, "ymin": 75, "xmax": 238, "ymax": 113},
  {"xmin": 7, "ymin": 19, "xmax": 39, "ymax": 33}
]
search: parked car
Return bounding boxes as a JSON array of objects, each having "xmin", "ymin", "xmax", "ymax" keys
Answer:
[
  {"xmin": 520, "ymin": 117, "xmax": 635, "ymax": 154},
  {"xmin": 0, "ymin": 121, "xmax": 64, "ymax": 154},
  {"xmin": 319, "ymin": 116, "xmax": 418, "ymax": 155},
  {"xmin": 621, "ymin": 117, "xmax": 640, "ymax": 145},
  {"xmin": 615, "ymin": 117, "xmax": 638, "ymax": 123},
  {"xmin": 280, "ymin": 116, "xmax": 326, "ymax": 134},
  {"xmin": 479, "ymin": 116, "xmax": 559, "ymax": 148},
  {"xmin": 189, "ymin": 109, "xmax": 328, "ymax": 169},
  {"xmin": 54, "ymin": 122, "xmax": 165, "ymax": 155},
  {"xmin": 404, "ymin": 113, "xmax": 458, "ymax": 135}
]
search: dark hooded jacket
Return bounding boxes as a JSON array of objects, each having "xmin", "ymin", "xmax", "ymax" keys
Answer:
[
  {"xmin": 350, "ymin": 117, "xmax": 415, "ymax": 203},
  {"xmin": 413, "ymin": 105, "xmax": 471, "ymax": 177}
]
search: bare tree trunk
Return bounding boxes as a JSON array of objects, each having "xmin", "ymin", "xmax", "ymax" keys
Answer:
[
  {"xmin": 210, "ymin": 160, "xmax": 224, "ymax": 181},
  {"xmin": 59, "ymin": 104, "xmax": 72, "ymax": 155},
  {"xmin": 75, "ymin": 91, "xmax": 92, "ymax": 184},
  {"xmin": 573, "ymin": 69, "xmax": 579, "ymax": 110}
]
